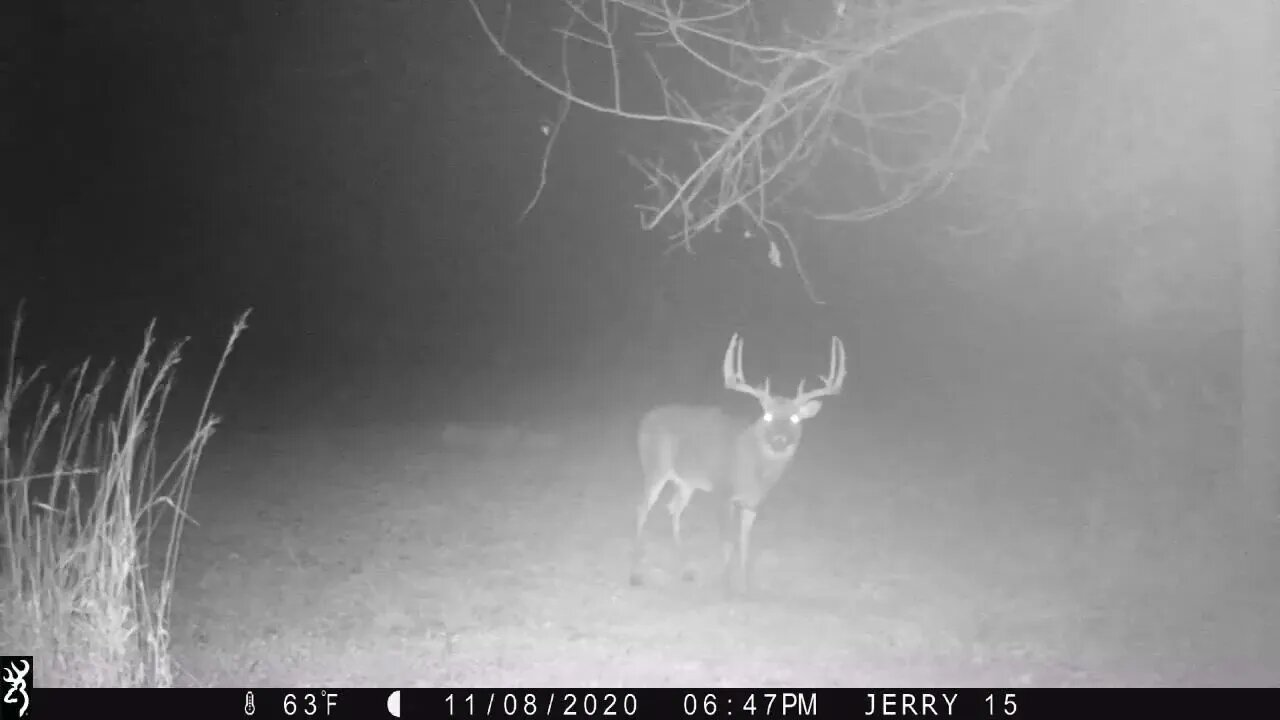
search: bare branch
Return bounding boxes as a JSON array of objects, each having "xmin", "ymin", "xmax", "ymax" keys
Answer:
[
  {"xmin": 468, "ymin": 0, "xmax": 1068, "ymax": 298},
  {"xmin": 465, "ymin": 0, "xmax": 729, "ymax": 134},
  {"xmin": 521, "ymin": 95, "xmax": 570, "ymax": 223}
]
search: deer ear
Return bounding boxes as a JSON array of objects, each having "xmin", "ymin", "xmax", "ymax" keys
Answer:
[{"xmin": 796, "ymin": 399, "xmax": 823, "ymax": 419}]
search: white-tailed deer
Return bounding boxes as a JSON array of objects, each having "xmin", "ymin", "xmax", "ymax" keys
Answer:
[{"xmin": 630, "ymin": 332, "xmax": 846, "ymax": 595}]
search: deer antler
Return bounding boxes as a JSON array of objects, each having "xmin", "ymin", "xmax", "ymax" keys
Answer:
[
  {"xmin": 794, "ymin": 337, "xmax": 847, "ymax": 404},
  {"xmin": 723, "ymin": 332, "xmax": 774, "ymax": 404}
]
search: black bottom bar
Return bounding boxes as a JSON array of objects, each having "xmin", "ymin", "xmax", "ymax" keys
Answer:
[{"xmin": 31, "ymin": 687, "xmax": 1278, "ymax": 720}]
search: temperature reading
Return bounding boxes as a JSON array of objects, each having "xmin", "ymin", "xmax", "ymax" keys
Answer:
[{"xmin": 284, "ymin": 691, "xmax": 340, "ymax": 717}]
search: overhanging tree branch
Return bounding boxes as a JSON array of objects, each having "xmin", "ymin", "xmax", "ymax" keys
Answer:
[{"xmin": 467, "ymin": 0, "xmax": 1066, "ymax": 301}]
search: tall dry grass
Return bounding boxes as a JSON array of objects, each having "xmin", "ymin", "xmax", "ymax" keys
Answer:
[{"xmin": 0, "ymin": 305, "xmax": 249, "ymax": 687}]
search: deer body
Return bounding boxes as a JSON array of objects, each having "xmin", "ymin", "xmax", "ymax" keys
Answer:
[
  {"xmin": 637, "ymin": 405, "xmax": 794, "ymax": 501},
  {"xmin": 630, "ymin": 333, "xmax": 845, "ymax": 595}
]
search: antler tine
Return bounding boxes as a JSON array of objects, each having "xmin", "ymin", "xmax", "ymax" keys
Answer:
[
  {"xmin": 826, "ymin": 336, "xmax": 847, "ymax": 388},
  {"xmin": 722, "ymin": 332, "xmax": 773, "ymax": 403},
  {"xmin": 794, "ymin": 336, "xmax": 847, "ymax": 404},
  {"xmin": 722, "ymin": 332, "xmax": 742, "ymax": 385}
]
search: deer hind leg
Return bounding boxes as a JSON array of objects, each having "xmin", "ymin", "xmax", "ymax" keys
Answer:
[
  {"xmin": 666, "ymin": 480, "xmax": 696, "ymax": 580},
  {"xmin": 630, "ymin": 471, "xmax": 669, "ymax": 586}
]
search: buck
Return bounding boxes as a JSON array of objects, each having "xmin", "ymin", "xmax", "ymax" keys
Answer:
[{"xmin": 630, "ymin": 332, "xmax": 846, "ymax": 595}]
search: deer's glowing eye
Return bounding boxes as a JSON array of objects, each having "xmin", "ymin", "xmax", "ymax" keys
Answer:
[
  {"xmin": 762, "ymin": 412, "xmax": 774, "ymax": 423},
  {"xmin": 790, "ymin": 414, "xmax": 801, "ymax": 424}
]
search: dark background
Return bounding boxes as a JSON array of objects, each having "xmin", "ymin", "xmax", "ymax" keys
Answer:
[{"xmin": 0, "ymin": 0, "xmax": 1227, "ymax": 477}]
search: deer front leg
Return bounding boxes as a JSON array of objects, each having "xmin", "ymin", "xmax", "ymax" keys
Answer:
[
  {"xmin": 717, "ymin": 498, "xmax": 740, "ymax": 596},
  {"xmin": 720, "ymin": 499, "xmax": 759, "ymax": 597},
  {"xmin": 736, "ymin": 504, "xmax": 758, "ymax": 596}
]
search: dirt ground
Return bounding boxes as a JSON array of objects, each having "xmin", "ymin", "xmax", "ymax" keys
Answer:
[{"xmin": 165, "ymin": 410, "xmax": 1280, "ymax": 688}]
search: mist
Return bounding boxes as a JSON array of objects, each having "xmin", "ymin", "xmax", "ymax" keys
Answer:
[{"xmin": 3, "ymin": 0, "xmax": 1277, "ymax": 689}]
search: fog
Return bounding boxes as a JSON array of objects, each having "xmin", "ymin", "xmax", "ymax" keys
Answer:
[{"xmin": 3, "ymin": 0, "xmax": 1277, "ymax": 688}]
